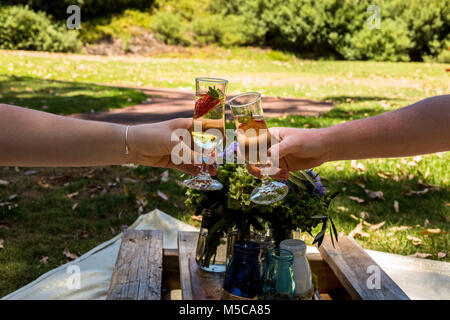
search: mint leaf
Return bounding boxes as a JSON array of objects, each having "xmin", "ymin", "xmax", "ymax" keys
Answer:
[{"xmin": 207, "ymin": 86, "xmax": 222, "ymax": 99}]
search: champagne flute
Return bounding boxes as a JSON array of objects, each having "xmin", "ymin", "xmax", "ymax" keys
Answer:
[
  {"xmin": 183, "ymin": 77, "xmax": 228, "ymax": 191},
  {"xmin": 229, "ymin": 92, "xmax": 288, "ymax": 204}
]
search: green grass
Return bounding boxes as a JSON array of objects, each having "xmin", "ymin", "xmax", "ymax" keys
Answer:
[
  {"xmin": 0, "ymin": 75, "xmax": 147, "ymax": 115},
  {"xmin": 0, "ymin": 165, "xmax": 191, "ymax": 297},
  {"xmin": 0, "ymin": 48, "xmax": 448, "ymax": 297}
]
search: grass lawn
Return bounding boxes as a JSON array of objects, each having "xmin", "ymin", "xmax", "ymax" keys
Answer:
[{"xmin": 0, "ymin": 48, "xmax": 448, "ymax": 297}]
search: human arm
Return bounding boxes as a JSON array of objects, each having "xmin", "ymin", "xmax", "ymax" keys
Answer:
[
  {"xmin": 250, "ymin": 95, "xmax": 450, "ymax": 179},
  {"xmin": 0, "ymin": 104, "xmax": 206, "ymax": 175}
]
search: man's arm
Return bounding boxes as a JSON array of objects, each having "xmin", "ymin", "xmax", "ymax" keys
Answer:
[
  {"xmin": 253, "ymin": 95, "xmax": 450, "ymax": 179},
  {"xmin": 323, "ymin": 94, "xmax": 450, "ymax": 161}
]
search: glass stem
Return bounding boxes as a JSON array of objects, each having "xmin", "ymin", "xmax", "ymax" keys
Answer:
[
  {"xmin": 260, "ymin": 166, "xmax": 270, "ymax": 186},
  {"xmin": 197, "ymin": 155, "xmax": 212, "ymax": 179}
]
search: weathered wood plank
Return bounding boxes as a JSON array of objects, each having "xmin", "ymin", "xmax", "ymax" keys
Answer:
[
  {"xmin": 189, "ymin": 257, "xmax": 224, "ymax": 300},
  {"xmin": 318, "ymin": 236, "xmax": 409, "ymax": 300},
  {"xmin": 107, "ymin": 230, "xmax": 163, "ymax": 300},
  {"xmin": 178, "ymin": 231, "xmax": 199, "ymax": 300}
]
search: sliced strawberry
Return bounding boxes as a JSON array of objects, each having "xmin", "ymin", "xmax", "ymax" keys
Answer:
[{"xmin": 194, "ymin": 95, "xmax": 221, "ymax": 118}]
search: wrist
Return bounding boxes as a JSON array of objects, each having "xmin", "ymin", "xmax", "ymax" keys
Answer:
[
  {"xmin": 120, "ymin": 124, "xmax": 138, "ymax": 164},
  {"xmin": 317, "ymin": 126, "xmax": 338, "ymax": 163}
]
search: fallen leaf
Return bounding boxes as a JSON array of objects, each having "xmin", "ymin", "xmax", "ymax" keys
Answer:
[
  {"xmin": 0, "ymin": 179, "xmax": 9, "ymax": 186},
  {"xmin": 407, "ymin": 235, "xmax": 423, "ymax": 246},
  {"xmin": 437, "ymin": 252, "xmax": 447, "ymax": 259},
  {"xmin": 67, "ymin": 191, "xmax": 79, "ymax": 198},
  {"xmin": 403, "ymin": 189, "xmax": 429, "ymax": 196},
  {"xmin": 377, "ymin": 172, "xmax": 389, "ymax": 179},
  {"xmin": 348, "ymin": 222, "xmax": 370, "ymax": 239},
  {"xmin": 63, "ymin": 248, "xmax": 78, "ymax": 260},
  {"xmin": 370, "ymin": 221, "xmax": 386, "ymax": 231},
  {"xmin": 160, "ymin": 170, "xmax": 169, "ymax": 183},
  {"xmin": 123, "ymin": 178, "xmax": 137, "ymax": 183},
  {"xmin": 71, "ymin": 202, "xmax": 79, "ymax": 210},
  {"xmin": 389, "ymin": 226, "xmax": 412, "ymax": 232},
  {"xmin": 351, "ymin": 160, "xmax": 367, "ymax": 172},
  {"xmin": 9, "ymin": 194, "xmax": 18, "ymax": 201},
  {"xmin": 123, "ymin": 184, "xmax": 130, "ymax": 196},
  {"xmin": 37, "ymin": 181, "xmax": 49, "ymax": 188},
  {"xmin": 354, "ymin": 181, "xmax": 366, "ymax": 189},
  {"xmin": 365, "ymin": 189, "xmax": 384, "ymax": 200},
  {"xmin": 419, "ymin": 229, "xmax": 447, "ymax": 235},
  {"xmin": 191, "ymin": 215, "xmax": 203, "ymax": 222},
  {"xmin": 336, "ymin": 206, "xmax": 349, "ymax": 212},
  {"xmin": 157, "ymin": 190, "xmax": 168, "ymax": 201},
  {"xmin": 0, "ymin": 239, "xmax": 3, "ymax": 249},
  {"xmin": 40, "ymin": 256, "xmax": 49, "ymax": 264},
  {"xmin": 135, "ymin": 193, "xmax": 148, "ymax": 207},
  {"xmin": 359, "ymin": 211, "xmax": 370, "ymax": 219},
  {"xmin": 350, "ymin": 214, "xmax": 360, "ymax": 221},
  {"xmin": 393, "ymin": 200, "xmax": 399, "ymax": 213},
  {"xmin": 24, "ymin": 170, "xmax": 37, "ymax": 176},
  {"xmin": 348, "ymin": 196, "xmax": 365, "ymax": 203},
  {"xmin": 409, "ymin": 252, "xmax": 432, "ymax": 259},
  {"xmin": 413, "ymin": 155, "xmax": 422, "ymax": 163},
  {"xmin": 386, "ymin": 232, "xmax": 394, "ymax": 237}
]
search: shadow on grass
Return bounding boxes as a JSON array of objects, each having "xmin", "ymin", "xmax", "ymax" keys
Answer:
[{"xmin": 0, "ymin": 75, "xmax": 147, "ymax": 115}]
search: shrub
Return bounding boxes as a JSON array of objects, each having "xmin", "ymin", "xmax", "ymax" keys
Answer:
[
  {"xmin": 1, "ymin": 0, "xmax": 153, "ymax": 20},
  {"xmin": 337, "ymin": 19, "xmax": 413, "ymax": 61},
  {"xmin": 151, "ymin": 11, "xmax": 190, "ymax": 45},
  {"xmin": 0, "ymin": 6, "xmax": 82, "ymax": 52},
  {"xmin": 192, "ymin": 14, "xmax": 247, "ymax": 47},
  {"xmin": 80, "ymin": 9, "xmax": 153, "ymax": 43}
]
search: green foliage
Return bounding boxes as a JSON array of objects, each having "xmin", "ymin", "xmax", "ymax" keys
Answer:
[
  {"xmin": 1, "ymin": 0, "xmax": 153, "ymax": 19},
  {"xmin": 80, "ymin": 9, "xmax": 154, "ymax": 43},
  {"xmin": 338, "ymin": 19, "xmax": 413, "ymax": 62},
  {"xmin": 208, "ymin": 0, "xmax": 449, "ymax": 61},
  {"xmin": 153, "ymin": 0, "xmax": 211, "ymax": 21},
  {"xmin": 185, "ymin": 160, "xmax": 335, "ymax": 248},
  {"xmin": 0, "ymin": 6, "xmax": 82, "ymax": 53},
  {"xmin": 151, "ymin": 11, "xmax": 191, "ymax": 45}
]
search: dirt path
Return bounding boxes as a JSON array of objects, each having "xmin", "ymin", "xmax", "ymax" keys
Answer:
[{"xmin": 70, "ymin": 87, "xmax": 334, "ymax": 125}]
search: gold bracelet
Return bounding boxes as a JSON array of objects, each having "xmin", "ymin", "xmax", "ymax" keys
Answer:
[{"xmin": 125, "ymin": 125, "xmax": 130, "ymax": 155}]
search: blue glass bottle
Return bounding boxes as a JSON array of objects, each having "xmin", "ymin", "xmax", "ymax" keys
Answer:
[
  {"xmin": 260, "ymin": 248, "xmax": 296, "ymax": 300},
  {"xmin": 222, "ymin": 241, "xmax": 261, "ymax": 299}
]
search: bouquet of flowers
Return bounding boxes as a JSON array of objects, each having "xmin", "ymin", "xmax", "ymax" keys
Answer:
[{"xmin": 185, "ymin": 142, "xmax": 338, "ymax": 268}]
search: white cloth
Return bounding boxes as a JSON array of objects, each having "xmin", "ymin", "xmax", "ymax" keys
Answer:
[
  {"xmin": 2, "ymin": 209, "xmax": 197, "ymax": 300},
  {"xmin": 2, "ymin": 208, "xmax": 449, "ymax": 300}
]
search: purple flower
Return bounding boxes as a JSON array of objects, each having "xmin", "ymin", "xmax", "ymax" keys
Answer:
[
  {"xmin": 218, "ymin": 141, "xmax": 239, "ymax": 160},
  {"xmin": 306, "ymin": 170, "xmax": 327, "ymax": 196}
]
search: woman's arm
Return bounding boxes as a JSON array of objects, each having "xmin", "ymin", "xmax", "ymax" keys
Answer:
[{"xmin": 0, "ymin": 104, "xmax": 203, "ymax": 175}]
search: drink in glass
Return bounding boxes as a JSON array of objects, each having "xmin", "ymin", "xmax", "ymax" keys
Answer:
[
  {"xmin": 183, "ymin": 77, "xmax": 228, "ymax": 191},
  {"xmin": 229, "ymin": 92, "xmax": 288, "ymax": 204}
]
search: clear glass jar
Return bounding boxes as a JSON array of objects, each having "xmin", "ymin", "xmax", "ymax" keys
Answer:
[
  {"xmin": 195, "ymin": 209, "xmax": 227, "ymax": 272},
  {"xmin": 252, "ymin": 233, "xmax": 275, "ymax": 276},
  {"xmin": 280, "ymin": 239, "xmax": 313, "ymax": 299},
  {"xmin": 260, "ymin": 248, "xmax": 296, "ymax": 300}
]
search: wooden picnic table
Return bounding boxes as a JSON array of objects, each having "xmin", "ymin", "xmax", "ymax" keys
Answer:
[{"xmin": 106, "ymin": 230, "xmax": 409, "ymax": 300}]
